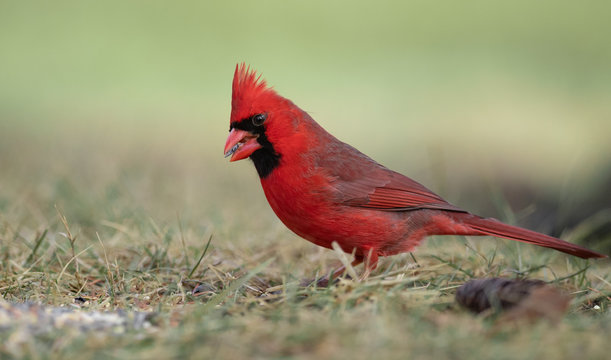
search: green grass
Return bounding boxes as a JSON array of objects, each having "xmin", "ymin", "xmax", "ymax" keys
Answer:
[
  {"xmin": 0, "ymin": 129, "xmax": 609, "ymax": 359},
  {"xmin": 1, "ymin": 1, "xmax": 610, "ymax": 358}
]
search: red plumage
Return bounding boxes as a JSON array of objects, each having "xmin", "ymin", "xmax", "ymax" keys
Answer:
[{"xmin": 224, "ymin": 64, "xmax": 606, "ymax": 272}]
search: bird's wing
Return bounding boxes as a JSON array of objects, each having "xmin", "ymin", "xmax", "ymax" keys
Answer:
[
  {"xmin": 340, "ymin": 176, "xmax": 465, "ymax": 212},
  {"xmin": 317, "ymin": 142, "xmax": 465, "ymax": 212}
]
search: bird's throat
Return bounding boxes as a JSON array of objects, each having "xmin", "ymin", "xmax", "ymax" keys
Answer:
[{"xmin": 250, "ymin": 148, "xmax": 280, "ymax": 178}]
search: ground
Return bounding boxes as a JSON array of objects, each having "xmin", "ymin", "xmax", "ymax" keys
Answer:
[{"xmin": 0, "ymin": 128, "xmax": 609, "ymax": 359}]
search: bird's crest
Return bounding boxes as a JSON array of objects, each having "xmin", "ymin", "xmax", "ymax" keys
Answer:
[{"xmin": 231, "ymin": 63, "xmax": 276, "ymax": 122}]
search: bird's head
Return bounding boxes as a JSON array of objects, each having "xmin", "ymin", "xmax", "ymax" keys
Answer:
[{"xmin": 224, "ymin": 64, "xmax": 302, "ymax": 177}]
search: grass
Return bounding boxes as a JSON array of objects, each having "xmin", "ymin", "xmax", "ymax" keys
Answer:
[{"xmin": 0, "ymin": 128, "xmax": 609, "ymax": 360}]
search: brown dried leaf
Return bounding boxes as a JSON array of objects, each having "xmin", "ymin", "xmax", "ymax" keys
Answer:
[{"xmin": 456, "ymin": 278, "xmax": 570, "ymax": 323}]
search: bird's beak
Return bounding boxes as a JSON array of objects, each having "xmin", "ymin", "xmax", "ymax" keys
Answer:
[{"xmin": 224, "ymin": 128, "xmax": 261, "ymax": 161}]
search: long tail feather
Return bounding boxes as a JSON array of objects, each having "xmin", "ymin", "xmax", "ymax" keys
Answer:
[{"xmin": 450, "ymin": 213, "xmax": 607, "ymax": 259}]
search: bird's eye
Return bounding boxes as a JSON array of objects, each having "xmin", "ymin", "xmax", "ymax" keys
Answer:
[{"xmin": 252, "ymin": 113, "xmax": 267, "ymax": 126}]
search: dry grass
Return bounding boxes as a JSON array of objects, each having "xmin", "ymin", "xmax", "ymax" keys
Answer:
[{"xmin": 0, "ymin": 128, "xmax": 609, "ymax": 360}]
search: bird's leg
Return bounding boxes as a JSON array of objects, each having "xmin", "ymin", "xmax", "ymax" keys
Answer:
[
  {"xmin": 302, "ymin": 251, "xmax": 378, "ymax": 287},
  {"xmin": 322, "ymin": 251, "xmax": 378, "ymax": 283},
  {"xmin": 360, "ymin": 249, "xmax": 378, "ymax": 280},
  {"xmin": 330, "ymin": 256, "xmax": 363, "ymax": 279},
  {"xmin": 302, "ymin": 256, "xmax": 363, "ymax": 287}
]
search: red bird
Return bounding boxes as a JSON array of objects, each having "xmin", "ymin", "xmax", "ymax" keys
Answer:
[{"xmin": 224, "ymin": 64, "xmax": 606, "ymax": 274}]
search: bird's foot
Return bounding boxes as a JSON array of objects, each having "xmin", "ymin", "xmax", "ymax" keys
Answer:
[{"xmin": 300, "ymin": 268, "xmax": 354, "ymax": 288}]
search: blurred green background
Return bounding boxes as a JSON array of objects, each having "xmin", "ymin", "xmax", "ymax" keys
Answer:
[{"xmin": 1, "ymin": 0, "xmax": 610, "ymax": 242}]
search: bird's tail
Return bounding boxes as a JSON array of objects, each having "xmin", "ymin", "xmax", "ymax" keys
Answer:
[{"xmin": 445, "ymin": 213, "xmax": 607, "ymax": 259}]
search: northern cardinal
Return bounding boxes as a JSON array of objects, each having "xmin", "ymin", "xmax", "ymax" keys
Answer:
[{"xmin": 224, "ymin": 64, "xmax": 606, "ymax": 274}]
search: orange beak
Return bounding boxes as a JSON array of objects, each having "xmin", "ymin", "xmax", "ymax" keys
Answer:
[{"xmin": 224, "ymin": 129, "xmax": 262, "ymax": 161}]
